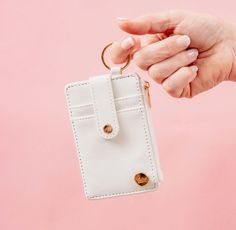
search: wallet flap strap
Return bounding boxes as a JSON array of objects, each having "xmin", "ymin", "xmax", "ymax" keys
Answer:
[{"xmin": 89, "ymin": 74, "xmax": 119, "ymax": 139}]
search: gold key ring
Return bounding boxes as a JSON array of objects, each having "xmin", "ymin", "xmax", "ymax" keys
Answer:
[{"xmin": 101, "ymin": 42, "xmax": 130, "ymax": 70}]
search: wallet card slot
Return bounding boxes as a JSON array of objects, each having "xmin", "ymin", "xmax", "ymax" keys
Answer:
[
  {"xmin": 69, "ymin": 94, "xmax": 143, "ymax": 118},
  {"xmin": 71, "ymin": 106, "xmax": 144, "ymax": 121}
]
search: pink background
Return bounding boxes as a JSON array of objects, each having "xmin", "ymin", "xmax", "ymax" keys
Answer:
[{"xmin": 1, "ymin": 1, "xmax": 236, "ymax": 230}]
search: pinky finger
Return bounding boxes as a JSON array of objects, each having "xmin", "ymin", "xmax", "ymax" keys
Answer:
[{"xmin": 162, "ymin": 65, "xmax": 198, "ymax": 98}]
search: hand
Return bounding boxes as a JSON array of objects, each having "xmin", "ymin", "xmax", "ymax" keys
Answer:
[{"xmin": 110, "ymin": 10, "xmax": 236, "ymax": 98}]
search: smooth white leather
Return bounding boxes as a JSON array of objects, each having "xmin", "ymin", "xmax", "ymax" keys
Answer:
[
  {"xmin": 89, "ymin": 75, "xmax": 119, "ymax": 139},
  {"xmin": 65, "ymin": 71, "xmax": 163, "ymax": 199}
]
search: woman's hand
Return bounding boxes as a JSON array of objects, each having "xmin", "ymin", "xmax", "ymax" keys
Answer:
[{"xmin": 110, "ymin": 10, "xmax": 236, "ymax": 98}]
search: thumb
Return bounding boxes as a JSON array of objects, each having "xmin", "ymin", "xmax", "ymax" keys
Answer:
[{"xmin": 117, "ymin": 10, "xmax": 186, "ymax": 35}]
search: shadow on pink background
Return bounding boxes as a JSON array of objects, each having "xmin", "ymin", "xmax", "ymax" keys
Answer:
[{"xmin": 1, "ymin": 1, "xmax": 236, "ymax": 230}]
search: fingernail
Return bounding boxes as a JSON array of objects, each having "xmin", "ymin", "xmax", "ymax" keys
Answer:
[
  {"xmin": 187, "ymin": 49, "xmax": 198, "ymax": 58},
  {"xmin": 177, "ymin": 35, "xmax": 191, "ymax": 47},
  {"xmin": 117, "ymin": 17, "xmax": 129, "ymax": 21},
  {"xmin": 121, "ymin": 36, "xmax": 134, "ymax": 50},
  {"xmin": 190, "ymin": 65, "xmax": 198, "ymax": 73}
]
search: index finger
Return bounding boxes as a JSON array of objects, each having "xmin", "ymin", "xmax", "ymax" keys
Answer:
[
  {"xmin": 117, "ymin": 10, "xmax": 186, "ymax": 35},
  {"xmin": 110, "ymin": 34, "xmax": 165, "ymax": 64},
  {"xmin": 109, "ymin": 36, "xmax": 138, "ymax": 64}
]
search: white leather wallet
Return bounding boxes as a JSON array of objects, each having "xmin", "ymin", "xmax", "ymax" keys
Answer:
[{"xmin": 65, "ymin": 66, "xmax": 163, "ymax": 199}]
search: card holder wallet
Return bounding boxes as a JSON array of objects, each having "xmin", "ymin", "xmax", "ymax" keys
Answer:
[{"xmin": 65, "ymin": 66, "xmax": 163, "ymax": 199}]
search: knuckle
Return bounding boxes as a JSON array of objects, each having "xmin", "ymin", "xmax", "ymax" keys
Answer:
[
  {"xmin": 162, "ymin": 82, "xmax": 179, "ymax": 97},
  {"xmin": 133, "ymin": 52, "xmax": 147, "ymax": 70},
  {"xmin": 148, "ymin": 66, "xmax": 156, "ymax": 78},
  {"xmin": 174, "ymin": 25, "xmax": 183, "ymax": 35},
  {"xmin": 149, "ymin": 65, "xmax": 169, "ymax": 83},
  {"xmin": 148, "ymin": 66, "xmax": 162, "ymax": 83},
  {"xmin": 163, "ymin": 42, "xmax": 173, "ymax": 57}
]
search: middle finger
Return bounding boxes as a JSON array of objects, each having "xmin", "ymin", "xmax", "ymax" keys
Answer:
[{"xmin": 133, "ymin": 35, "xmax": 191, "ymax": 70}]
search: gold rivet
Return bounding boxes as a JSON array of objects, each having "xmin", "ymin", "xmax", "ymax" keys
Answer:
[
  {"xmin": 134, "ymin": 173, "xmax": 149, "ymax": 186},
  {"xmin": 103, "ymin": 124, "xmax": 113, "ymax": 134}
]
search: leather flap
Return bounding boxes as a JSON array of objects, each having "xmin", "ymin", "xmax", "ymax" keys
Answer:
[{"xmin": 89, "ymin": 74, "xmax": 119, "ymax": 139}]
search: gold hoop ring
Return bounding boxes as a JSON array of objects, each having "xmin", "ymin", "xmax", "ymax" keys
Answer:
[{"xmin": 101, "ymin": 42, "xmax": 130, "ymax": 70}]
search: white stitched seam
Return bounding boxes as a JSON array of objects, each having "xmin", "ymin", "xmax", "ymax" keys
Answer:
[
  {"xmin": 134, "ymin": 76, "xmax": 156, "ymax": 186},
  {"xmin": 65, "ymin": 74, "xmax": 136, "ymax": 89},
  {"xmin": 65, "ymin": 87, "xmax": 89, "ymax": 197},
  {"xmin": 140, "ymin": 78, "xmax": 160, "ymax": 182},
  {"xmin": 90, "ymin": 79, "xmax": 102, "ymax": 138},
  {"xmin": 68, "ymin": 94, "xmax": 144, "ymax": 110},
  {"xmin": 115, "ymin": 94, "xmax": 144, "ymax": 101},
  {"xmin": 105, "ymin": 75, "xmax": 118, "ymax": 139},
  {"xmin": 90, "ymin": 77, "xmax": 118, "ymax": 139},
  {"xmin": 71, "ymin": 106, "xmax": 144, "ymax": 121},
  {"xmin": 87, "ymin": 187, "xmax": 158, "ymax": 199},
  {"xmin": 69, "ymin": 103, "xmax": 93, "ymax": 109}
]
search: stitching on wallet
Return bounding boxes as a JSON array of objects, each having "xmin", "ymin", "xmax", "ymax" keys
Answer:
[
  {"xmin": 72, "ymin": 106, "xmax": 144, "ymax": 121},
  {"xmin": 87, "ymin": 186, "xmax": 158, "ymax": 199},
  {"xmin": 65, "ymin": 74, "xmax": 134, "ymax": 89},
  {"xmin": 65, "ymin": 87, "xmax": 89, "ymax": 197},
  {"xmin": 65, "ymin": 74, "xmax": 156, "ymax": 198},
  {"xmin": 106, "ymin": 75, "xmax": 119, "ymax": 138},
  {"xmin": 90, "ymin": 80, "xmax": 102, "ymax": 138},
  {"xmin": 69, "ymin": 94, "xmax": 142, "ymax": 111},
  {"xmin": 90, "ymin": 77, "xmax": 118, "ymax": 139},
  {"xmin": 135, "ymin": 77, "xmax": 156, "ymax": 184}
]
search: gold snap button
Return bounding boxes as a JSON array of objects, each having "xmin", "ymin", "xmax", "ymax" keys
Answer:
[
  {"xmin": 134, "ymin": 173, "xmax": 149, "ymax": 186},
  {"xmin": 103, "ymin": 124, "xmax": 113, "ymax": 134}
]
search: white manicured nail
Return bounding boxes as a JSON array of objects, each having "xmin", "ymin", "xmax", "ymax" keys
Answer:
[
  {"xmin": 121, "ymin": 37, "xmax": 134, "ymax": 50},
  {"xmin": 187, "ymin": 49, "xmax": 198, "ymax": 58},
  {"xmin": 190, "ymin": 65, "xmax": 198, "ymax": 73},
  {"xmin": 177, "ymin": 35, "xmax": 191, "ymax": 47},
  {"xmin": 117, "ymin": 17, "xmax": 129, "ymax": 21}
]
